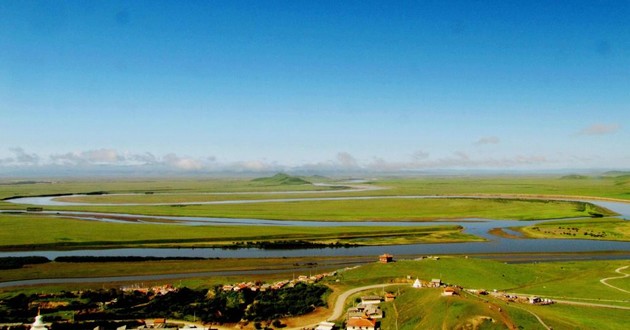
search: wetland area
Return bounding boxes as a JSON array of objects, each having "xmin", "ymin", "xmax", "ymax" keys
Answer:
[{"xmin": 1, "ymin": 174, "xmax": 629, "ymax": 329}]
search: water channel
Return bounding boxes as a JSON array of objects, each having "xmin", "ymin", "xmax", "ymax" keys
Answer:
[{"xmin": 2, "ymin": 194, "xmax": 629, "ymax": 259}]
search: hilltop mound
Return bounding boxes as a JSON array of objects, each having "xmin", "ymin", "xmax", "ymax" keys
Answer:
[
  {"xmin": 602, "ymin": 171, "xmax": 630, "ymax": 177},
  {"xmin": 560, "ymin": 174, "xmax": 589, "ymax": 180},
  {"xmin": 251, "ymin": 173, "xmax": 312, "ymax": 185}
]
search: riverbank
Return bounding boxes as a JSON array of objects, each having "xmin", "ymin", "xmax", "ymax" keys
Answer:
[
  {"xmin": 2, "ymin": 252, "xmax": 629, "ymax": 290},
  {"xmin": 515, "ymin": 217, "xmax": 630, "ymax": 241},
  {"xmin": 4, "ymin": 196, "xmax": 615, "ymax": 221},
  {"xmin": 0, "ymin": 213, "xmax": 480, "ymax": 251}
]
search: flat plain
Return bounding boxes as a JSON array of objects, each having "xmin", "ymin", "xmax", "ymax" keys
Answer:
[{"xmin": 0, "ymin": 173, "xmax": 629, "ymax": 329}]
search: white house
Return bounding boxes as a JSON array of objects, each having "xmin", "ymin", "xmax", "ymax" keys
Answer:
[{"xmin": 346, "ymin": 318, "xmax": 376, "ymax": 330}]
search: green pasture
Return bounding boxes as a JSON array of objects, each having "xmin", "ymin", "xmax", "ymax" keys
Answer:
[
  {"xmin": 7, "ymin": 198, "xmax": 612, "ymax": 222},
  {"xmin": 1, "ymin": 174, "xmax": 625, "ymax": 224},
  {"xmin": 517, "ymin": 302, "xmax": 630, "ymax": 330},
  {"xmin": 0, "ymin": 176, "xmax": 338, "ymax": 210},
  {"xmin": 0, "ymin": 214, "xmax": 477, "ymax": 250},
  {"xmin": 507, "ymin": 260, "xmax": 630, "ymax": 301},
  {"xmin": 379, "ymin": 288, "xmax": 511, "ymax": 329},
  {"xmin": 518, "ymin": 217, "xmax": 630, "ymax": 241},
  {"xmin": 2, "ymin": 173, "xmax": 629, "ymax": 208},
  {"xmin": 2, "ymin": 255, "xmax": 628, "ymax": 328},
  {"xmin": 0, "ymin": 256, "xmax": 366, "ymax": 285},
  {"xmin": 333, "ymin": 257, "xmax": 629, "ymax": 329},
  {"xmin": 377, "ymin": 174, "xmax": 630, "ymax": 200},
  {"xmin": 0, "ymin": 176, "xmax": 337, "ymax": 199},
  {"xmin": 335, "ymin": 258, "xmax": 630, "ymax": 302}
]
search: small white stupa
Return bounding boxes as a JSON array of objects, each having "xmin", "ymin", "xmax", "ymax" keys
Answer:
[
  {"xmin": 30, "ymin": 311, "xmax": 48, "ymax": 330},
  {"xmin": 412, "ymin": 278, "xmax": 422, "ymax": 288}
]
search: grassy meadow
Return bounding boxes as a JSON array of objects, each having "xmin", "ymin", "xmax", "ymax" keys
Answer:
[
  {"xmin": 332, "ymin": 258, "xmax": 630, "ymax": 304},
  {"xmin": 0, "ymin": 174, "xmax": 625, "ymax": 222},
  {"xmin": 0, "ymin": 214, "xmax": 479, "ymax": 250},
  {"xmin": 1, "ymin": 254, "xmax": 628, "ymax": 329},
  {"xmin": 1, "ymin": 174, "xmax": 629, "ymax": 328},
  {"xmin": 10, "ymin": 197, "xmax": 611, "ymax": 222},
  {"xmin": 0, "ymin": 256, "xmax": 373, "ymax": 286},
  {"xmin": 377, "ymin": 174, "xmax": 630, "ymax": 200},
  {"xmin": 518, "ymin": 217, "xmax": 630, "ymax": 241},
  {"xmin": 330, "ymin": 257, "xmax": 630, "ymax": 329},
  {"xmin": 0, "ymin": 174, "xmax": 626, "ymax": 252}
]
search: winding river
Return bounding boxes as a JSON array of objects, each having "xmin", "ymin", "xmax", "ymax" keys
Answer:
[{"xmin": 1, "ymin": 193, "xmax": 629, "ymax": 259}]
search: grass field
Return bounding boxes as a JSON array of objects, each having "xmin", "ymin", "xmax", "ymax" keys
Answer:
[
  {"xmin": 2, "ymin": 254, "xmax": 628, "ymax": 329},
  {"xmin": 517, "ymin": 217, "xmax": 630, "ymax": 241},
  {"xmin": 4, "ymin": 198, "xmax": 613, "ymax": 222},
  {"xmin": 331, "ymin": 257, "xmax": 630, "ymax": 329},
  {"xmin": 332, "ymin": 258, "xmax": 630, "ymax": 303},
  {"xmin": 0, "ymin": 256, "xmax": 374, "ymax": 286},
  {"xmin": 2, "ymin": 173, "xmax": 629, "ymax": 199},
  {"xmin": 379, "ymin": 288, "xmax": 514, "ymax": 329},
  {"xmin": 377, "ymin": 174, "xmax": 630, "ymax": 200},
  {"xmin": 0, "ymin": 214, "xmax": 480, "ymax": 250},
  {"xmin": 1, "ymin": 175, "xmax": 624, "ymax": 223}
]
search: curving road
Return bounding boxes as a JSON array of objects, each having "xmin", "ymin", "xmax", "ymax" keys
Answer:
[
  {"xmin": 326, "ymin": 283, "xmax": 404, "ymax": 321},
  {"xmin": 600, "ymin": 266, "xmax": 630, "ymax": 294}
]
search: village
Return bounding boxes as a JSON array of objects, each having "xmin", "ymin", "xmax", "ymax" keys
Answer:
[
  {"xmin": 309, "ymin": 254, "xmax": 555, "ymax": 330},
  {"xmin": 14, "ymin": 254, "xmax": 556, "ymax": 330}
]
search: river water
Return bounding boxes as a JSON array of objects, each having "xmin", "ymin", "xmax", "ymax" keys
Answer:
[{"xmin": 1, "ymin": 195, "xmax": 629, "ymax": 259}]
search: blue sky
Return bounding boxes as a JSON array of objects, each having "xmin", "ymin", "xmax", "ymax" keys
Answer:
[{"xmin": 1, "ymin": 1, "xmax": 629, "ymax": 174}]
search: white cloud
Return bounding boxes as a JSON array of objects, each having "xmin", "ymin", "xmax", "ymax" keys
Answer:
[
  {"xmin": 50, "ymin": 149, "xmax": 124, "ymax": 165},
  {"xmin": 0, "ymin": 148, "xmax": 39, "ymax": 165},
  {"xmin": 0, "ymin": 146, "xmax": 622, "ymax": 175},
  {"xmin": 82, "ymin": 149, "xmax": 122, "ymax": 163},
  {"xmin": 577, "ymin": 123, "xmax": 621, "ymax": 136},
  {"xmin": 474, "ymin": 136, "xmax": 500, "ymax": 145},
  {"xmin": 162, "ymin": 153, "xmax": 204, "ymax": 170},
  {"xmin": 294, "ymin": 152, "xmax": 362, "ymax": 172},
  {"xmin": 412, "ymin": 150, "xmax": 429, "ymax": 160},
  {"xmin": 364, "ymin": 152, "xmax": 551, "ymax": 171},
  {"xmin": 228, "ymin": 160, "xmax": 282, "ymax": 172},
  {"xmin": 127, "ymin": 152, "xmax": 158, "ymax": 164},
  {"xmin": 336, "ymin": 152, "xmax": 359, "ymax": 168},
  {"xmin": 47, "ymin": 149, "xmax": 210, "ymax": 171},
  {"xmin": 9, "ymin": 147, "xmax": 39, "ymax": 165}
]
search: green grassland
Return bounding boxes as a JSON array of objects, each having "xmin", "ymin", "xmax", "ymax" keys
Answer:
[
  {"xmin": 518, "ymin": 217, "xmax": 630, "ymax": 241},
  {"xmin": 0, "ymin": 175, "xmax": 334, "ymax": 199},
  {"xmin": 2, "ymin": 173, "xmax": 630, "ymax": 204},
  {"xmin": 2, "ymin": 256, "xmax": 628, "ymax": 329},
  {"xmin": 376, "ymin": 289, "xmax": 630, "ymax": 330},
  {"xmin": 0, "ymin": 214, "xmax": 479, "ymax": 250},
  {"xmin": 379, "ymin": 288, "xmax": 513, "ymax": 330},
  {"xmin": 0, "ymin": 174, "xmax": 625, "ymax": 222},
  {"xmin": 333, "ymin": 258, "xmax": 630, "ymax": 303},
  {"xmin": 0, "ymin": 256, "xmax": 369, "ymax": 285},
  {"xmin": 528, "ymin": 303, "xmax": 630, "ymax": 330},
  {"xmin": 0, "ymin": 175, "xmax": 336, "ymax": 209},
  {"xmin": 332, "ymin": 257, "xmax": 630, "ymax": 329},
  {"xmin": 5, "ymin": 198, "xmax": 613, "ymax": 222},
  {"xmin": 376, "ymin": 174, "xmax": 630, "ymax": 200},
  {"xmin": 0, "ymin": 175, "xmax": 624, "ymax": 253}
]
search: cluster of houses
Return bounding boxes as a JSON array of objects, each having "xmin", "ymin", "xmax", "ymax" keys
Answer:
[
  {"xmin": 410, "ymin": 277, "xmax": 460, "ymax": 296},
  {"xmin": 221, "ymin": 271, "xmax": 337, "ymax": 293},
  {"xmin": 121, "ymin": 284, "xmax": 177, "ymax": 296},
  {"xmin": 343, "ymin": 294, "xmax": 390, "ymax": 330},
  {"xmin": 489, "ymin": 292, "xmax": 554, "ymax": 305}
]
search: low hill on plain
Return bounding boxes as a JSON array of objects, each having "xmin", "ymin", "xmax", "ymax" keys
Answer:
[{"xmin": 251, "ymin": 173, "xmax": 312, "ymax": 185}]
